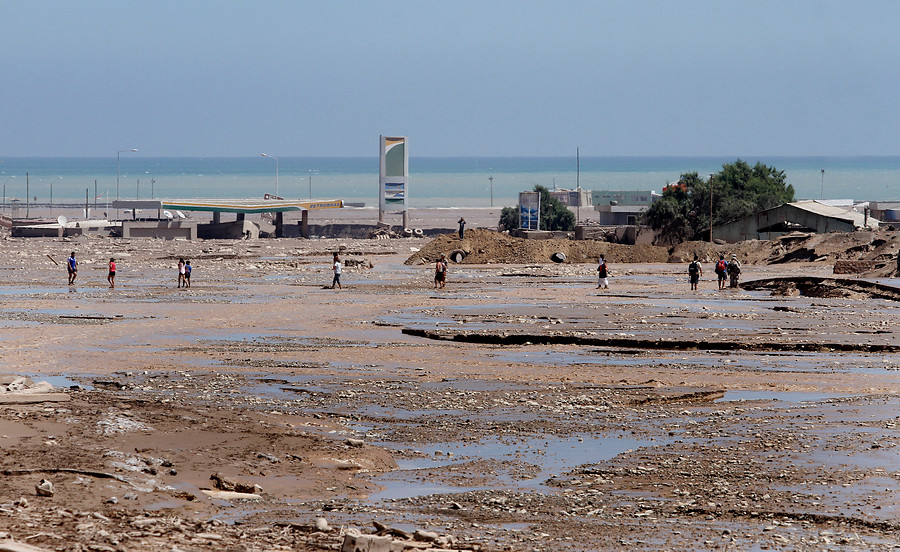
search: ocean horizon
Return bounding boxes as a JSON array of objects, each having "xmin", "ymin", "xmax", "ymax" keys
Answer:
[{"xmin": 1, "ymin": 156, "xmax": 899, "ymax": 208}]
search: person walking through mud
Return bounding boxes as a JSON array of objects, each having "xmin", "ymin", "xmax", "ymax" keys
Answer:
[
  {"xmin": 107, "ymin": 258, "xmax": 116, "ymax": 289},
  {"xmin": 596, "ymin": 255, "xmax": 609, "ymax": 289},
  {"xmin": 727, "ymin": 254, "xmax": 741, "ymax": 288},
  {"xmin": 688, "ymin": 256, "xmax": 702, "ymax": 291},
  {"xmin": 184, "ymin": 260, "xmax": 192, "ymax": 288},
  {"xmin": 331, "ymin": 253, "xmax": 342, "ymax": 289},
  {"xmin": 714, "ymin": 254, "xmax": 728, "ymax": 290},
  {"xmin": 434, "ymin": 254, "xmax": 447, "ymax": 289},
  {"xmin": 177, "ymin": 258, "xmax": 186, "ymax": 288},
  {"xmin": 67, "ymin": 252, "xmax": 77, "ymax": 285}
]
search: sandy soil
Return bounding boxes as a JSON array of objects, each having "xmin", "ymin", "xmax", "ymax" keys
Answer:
[{"xmin": 0, "ymin": 226, "xmax": 899, "ymax": 551}]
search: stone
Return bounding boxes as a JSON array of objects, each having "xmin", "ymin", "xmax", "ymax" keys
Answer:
[
  {"xmin": 341, "ymin": 533, "xmax": 404, "ymax": 552},
  {"xmin": 35, "ymin": 479, "xmax": 54, "ymax": 497},
  {"xmin": 0, "ymin": 539, "xmax": 54, "ymax": 552},
  {"xmin": 413, "ymin": 530, "xmax": 439, "ymax": 542},
  {"xmin": 314, "ymin": 517, "xmax": 332, "ymax": 532}
]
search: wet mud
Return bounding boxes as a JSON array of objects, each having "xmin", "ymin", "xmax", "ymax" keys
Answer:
[{"xmin": 0, "ymin": 237, "xmax": 898, "ymax": 551}]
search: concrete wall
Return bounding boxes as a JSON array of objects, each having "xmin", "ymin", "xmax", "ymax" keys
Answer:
[
  {"xmin": 197, "ymin": 220, "xmax": 258, "ymax": 240},
  {"xmin": 284, "ymin": 222, "xmax": 454, "ymax": 239},
  {"xmin": 122, "ymin": 220, "xmax": 198, "ymax": 240}
]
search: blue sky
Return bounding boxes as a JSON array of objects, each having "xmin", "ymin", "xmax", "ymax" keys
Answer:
[{"xmin": 2, "ymin": 1, "xmax": 898, "ymax": 157}]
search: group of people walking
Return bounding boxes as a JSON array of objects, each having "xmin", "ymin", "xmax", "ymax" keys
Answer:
[{"xmin": 689, "ymin": 254, "xmax": 741, "ymax": 290}]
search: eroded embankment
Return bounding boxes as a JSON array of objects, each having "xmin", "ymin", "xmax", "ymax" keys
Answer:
[
  {"xmin": 401, "ymin": 327, "xmax": 900, "ymax": 353},
  {"xmin": 741, "ymin": 276, "xmax": 900, "ymax": 301}
]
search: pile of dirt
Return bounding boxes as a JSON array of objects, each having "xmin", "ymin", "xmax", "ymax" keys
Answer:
[
  {"xmin": 405, "ymin": 228, "xmax": 670, "ymax": 265},
  {"xmin": 407, "ymin": 228, "xmax": 900, "ymax": 272}
]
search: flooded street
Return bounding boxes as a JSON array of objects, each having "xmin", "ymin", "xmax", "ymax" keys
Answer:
[{"xmin": 1, "ymin": 236, "xmax": 899, "ymax": 551}]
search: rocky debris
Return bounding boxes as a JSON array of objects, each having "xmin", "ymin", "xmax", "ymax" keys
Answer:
[
  {"xmin": 406, "ymin": 228, "xmax": 669, "ymax": 265},
  {"xmin": 209, "ymin": 472, "xmax": 263, "ymax": 494},
  {"xmin": 0, "ymin": 377, "xmax": 69, "ymax": 405},
  {"xmin": 407, "ymin": 227, "xmax": 900, "ymax": 270},
  {"xmin": 33, "ymin": 480, "xmax": 53, "ymax": 497},
  {"xmin": 342, "ymin": 524, "xmax": 466, "ymax": 552},
  {"xmin": 833, "ymin": 259, "xmax": 872, "ymax": 274}
]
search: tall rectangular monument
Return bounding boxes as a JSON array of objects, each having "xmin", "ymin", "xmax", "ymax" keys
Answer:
[{"xmin": 379, "ymin": 135, "xmax": 408, "ymax": 225}]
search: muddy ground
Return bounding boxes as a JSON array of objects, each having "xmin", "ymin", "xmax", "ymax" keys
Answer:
[{"xmin": 0, "ymin": 229, "xmax": 899, "ymax": 551}]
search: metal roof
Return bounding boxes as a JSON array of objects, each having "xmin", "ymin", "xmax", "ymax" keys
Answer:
[{"xmin": 789, "ymin": 200, "xmax": 876, "ymax": 227}]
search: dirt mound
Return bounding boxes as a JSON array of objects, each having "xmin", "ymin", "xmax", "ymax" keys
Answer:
[
  {"xmin": 407, "ymin": 227, "xmax": 900, "ymax": 270},
  {"xmin": 405, "ymin": 229, "xmax": 669, "ymax": 265}
]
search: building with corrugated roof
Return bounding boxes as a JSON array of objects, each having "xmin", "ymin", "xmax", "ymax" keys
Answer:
[{"xmin": 713, "ymin": 200, "xmax": 878, "ymax": 243}]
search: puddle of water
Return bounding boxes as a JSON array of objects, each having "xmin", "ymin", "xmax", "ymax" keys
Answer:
[
  {"xmin": 370, "ymin": 433, "xmax": 662, "ymax": 500},
  {"xmin": 719, "ymin": 390, "xmax": 855, "ymax": 403},
  {"xmin": 26, "ymin": 374, "xmax": 94, "ymax": 391},
  {"xmin": 0, "ymin": 286, "xmax": 68, "ymax": 295}
]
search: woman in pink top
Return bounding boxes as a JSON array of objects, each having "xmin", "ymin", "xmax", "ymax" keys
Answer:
[{"xmin": 108, "ymin": 258, "xmax": 116, "ymax": 289}]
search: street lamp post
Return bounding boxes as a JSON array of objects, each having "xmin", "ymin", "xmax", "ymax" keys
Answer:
[
  {"xmin": 489, "ymin": 176, "xmax": 494, "ymax": 207},
  {"xmin": 260, "ymin": 153, "xmax": 279, "ymax": 197},
  {"xmin": 2, "ymin": 176, "xmax": 14, "ymax": 212},
  {"xmin": 820, "ymin": 169, "xmax": 825, "ymax": 200},
  {"xmin": 146, "ymin": 172, "xmax": 155, "ymax": 199},
  {"xmin": 709, "ymin": 174, "xmax": 714, "ymax": 242},
  {"xmin": 116, "ymin": 148, "xmax": 138, "ymax": 219},
  {"xmin": 49, "ymin": 177, "xmax": 61, "ymax": 217}
]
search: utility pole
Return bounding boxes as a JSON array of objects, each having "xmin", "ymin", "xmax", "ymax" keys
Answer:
[
  {"xmin": 820, "ymin": 169, "xmax": 825, "ymax": 199},
  {"xmin": 709, "ymin": 174, "xmax": 714, "ymax": 242},
  {"xmin": 489, "ymin": 175, "xmax": 493, "ymax": 207},
  {"xmin": 576, "ymin": 147, "xmax": 581, "ymax": 223}
]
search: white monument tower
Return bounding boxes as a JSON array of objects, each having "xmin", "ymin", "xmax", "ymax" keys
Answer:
[{"xmin": 378, "ymin": 135, "xmax": 409, "ymax": 227}]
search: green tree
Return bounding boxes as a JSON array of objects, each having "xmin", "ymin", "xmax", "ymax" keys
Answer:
[
  {"xmin": 498, "ymin": 185, "xmax": 576, "ymax": 232},
  {"xmin": 499, "ymin": 206, "xmax": 519, "ymax": 231},
  {"xmin": 642, "ymin": 159, "xmax": 794, "ymax": 244}
]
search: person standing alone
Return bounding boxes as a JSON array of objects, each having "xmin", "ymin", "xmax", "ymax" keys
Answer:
[
  {"xmin": 458, "ymin": 217, "xmax": 466, "ymax": 239},
  {"xmin": 67, "ymin": 252, "xmax": 77, "ymax": 285},
  {"xmin": 331, "ymin": 253, "xmax": 342, "ymax": 290},
  {"xmin": 108, "ymin": 258, "xmax": 116, "ymax": 289},
  {"xmin": 596, "ymin": 255, "xmax": 609, "ymax": 289},
  {"xmin": 434, "ymin": 254, "xmax": 447, "ymax": 289}
]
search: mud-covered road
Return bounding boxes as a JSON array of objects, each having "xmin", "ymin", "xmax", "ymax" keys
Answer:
[{"xmin": 1, "ymin": 234, "xmax": 899, "ymax": 551}]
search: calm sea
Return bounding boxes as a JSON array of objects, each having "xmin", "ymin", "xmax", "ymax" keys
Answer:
[{"xmin": 1, "ymin": 156, "xmax": 899, "ymax": 208}]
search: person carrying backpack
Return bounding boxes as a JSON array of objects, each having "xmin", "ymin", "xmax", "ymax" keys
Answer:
[
  {"xmin": 727, "ymin": 254, "xmax": 741, "ymax": 288},
  {"xmin": 714, "ymin": 255, "xmax": 728, "ymax": 290},
  {"xmin": 688, "ymin": 256, "xmax": 702, "ymax": 291}
]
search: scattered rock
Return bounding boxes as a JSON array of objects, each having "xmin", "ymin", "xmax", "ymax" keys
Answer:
[{"xmin": 34, "ymin": 479, "xmax": 54, "ymax": 497}]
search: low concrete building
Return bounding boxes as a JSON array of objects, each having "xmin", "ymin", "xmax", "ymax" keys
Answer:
[
  {"xmin": 591, "ymin": 190, "xmax": 659, "ymax": 226},
  {"xmin": 713, "ymin": 200, "xmax": 878, "ymax": 243},
  {"xmin": 870, "ymin": 201, "xmax": 900, "ymax": 223},
  {"xmin": 122, "ymin": 220, "xmax": 198, "ymax": 239}
]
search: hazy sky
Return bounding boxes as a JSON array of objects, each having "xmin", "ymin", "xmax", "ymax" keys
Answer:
[{"xmin": 2, "ymin": 1, "xmax": 898, "ymax": 158}]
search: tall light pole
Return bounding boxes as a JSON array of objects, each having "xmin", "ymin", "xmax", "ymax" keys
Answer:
[
  {"xmin": 709, "ymin": 174, "xmax": 714, "ymax": 242},
  {"xmin": 49, "ymin": 176, "xmax": 61, "ymax": 217},
  {"xmin": 146, "ymin": 171, "xmax": 156, "ymax": 199},
  {"xmin": 820, "ymin": 169, "xmax": 825, "ymax": 200},
  {"xmin": 117, "ymin": 148, "xmax": 138, "ymax": 219},
  {"xmin": 489, "ymin": 175, "xmax": 494, "ymax": 207},
  {"xmin": 260, "ymin": 153, "xmax": 279, "ymax": 197},
  {"xmin": 2, "ymin": 176, "xmax": 15, "ymax": 211}
]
